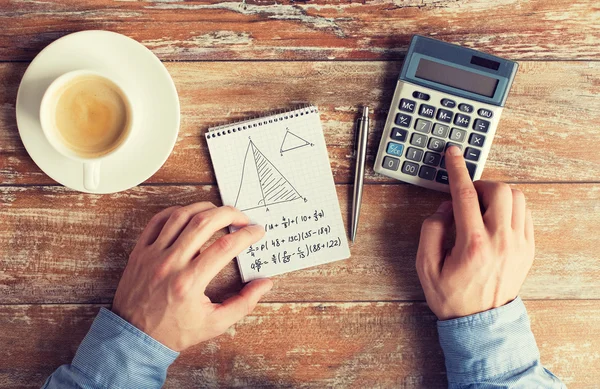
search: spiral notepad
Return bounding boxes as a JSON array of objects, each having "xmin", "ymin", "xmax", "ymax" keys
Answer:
[{"xmin": 206, "ymin": 106, "xmax": 351, "ymax": 282}]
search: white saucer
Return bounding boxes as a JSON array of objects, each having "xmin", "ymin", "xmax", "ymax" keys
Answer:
[{"xmin": 16, "ymin": 30, "xmax": 180, "ymax": 193}]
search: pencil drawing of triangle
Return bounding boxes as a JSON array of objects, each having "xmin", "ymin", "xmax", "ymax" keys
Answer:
[
  {"xmin": 280, "ymin": 129, "xmax": 311, "ymax": 153},
  {"xmin": 235, "ymin": 140, "xmax": 303, "ymax": 211}
]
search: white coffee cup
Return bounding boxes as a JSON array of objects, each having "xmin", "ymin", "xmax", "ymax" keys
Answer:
[{"xmin": 39, "ymin": 70, "xmax": 135, "ymax": 191}]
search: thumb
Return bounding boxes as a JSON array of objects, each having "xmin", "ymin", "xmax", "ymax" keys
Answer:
[
  {"xmin": 212, "ymin": 278, "xmax": 273, "ymax": 330},
  {"xmin": 416, "ymin": 201, "xmax": 453, "ymax": 281}
]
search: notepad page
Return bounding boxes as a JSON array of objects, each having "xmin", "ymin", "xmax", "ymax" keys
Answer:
[{"xmin": 206, "ymin": 106, "xmax": 350, "ymax": 282}]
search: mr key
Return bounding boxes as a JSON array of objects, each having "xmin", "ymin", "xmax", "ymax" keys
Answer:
[{"xmin": 374, "ymin": 35, "xmax": 518, "ymax": 192}]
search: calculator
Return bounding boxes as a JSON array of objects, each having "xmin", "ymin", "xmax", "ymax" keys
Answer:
[{"xmin": 374, "ymin": 35, "xmax": 518, "ymax": 192}]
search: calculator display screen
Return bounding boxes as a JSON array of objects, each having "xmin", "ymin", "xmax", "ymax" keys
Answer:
[{"xmin": 415, "ymin": 58, "xmax": 499, "ymax": 98}]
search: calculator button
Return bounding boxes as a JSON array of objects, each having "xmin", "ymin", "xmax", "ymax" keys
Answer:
[
  {"xmin": 436, "ymin": 108, "xmax": 453, "ymax": 123},
  {"xmin": 419, "ymin": 104, "xmax": 436, "ymax": 119},
  {"xmin": 478, "ymin": 108, "xmax": 494, "ymax": 118},
  {"xmin": 466, "ymin": 162, "xmax": 477, "ymax": 179},
  {"xmin": 432, "ymin": 124, "xmax": 450, "ymax": 138},
  {"xmin": 412, "ymin": 91, "xmax": 430, "ymax": 101},
  {"xmin": 441, "ymin": 98, "xmax": 456, "ymax": 108},
  {"xmin": 395, "ymin": 113, "xmax": 412, "ymax": 128},
  {"xmin": 382, "ymin": 156, "xmax": 400, "ymax": 171},
  {"xmin": 410, "ymin": 133, "xmax": 428, "ymax": 148},
  {"xmin": 414, "ymin": 119, "xmax": 432, "ymax": 134},
  {"xmin": 464, "ymin": 147, "xmax": 481, "ymax": 161},
  {"xmin": 473, "ymin": 119, "xmax": 490, "ymax": 133},
  {"xmin": 458, "ymin": 103, "xmax": 474, "ymax": 113},
  {"xmin": 469, "ymin": 132, "xmax": 486, "ymax": 147},
  {"xmin": 453, "ymin": 114, "xmax": 471, "ymax": 128},
  {"xmin": 436, "ymin": 170, "xmax": 449, "ymax": 185},
  {"xmin": 440, "ymin": 157, "xmax": 446, "ymax": 169},
  {"xmin": 427, "ymin": 137, "xmax": 446, "ymax": 152},
  {"xmin": 418, "ymin": 165, "xmax": 437, "ymax": 181},
  {"xmin": 449, "ymin": 128, "xmax": 467, "ymax": 142},
  {"xmin": 386, "ymin": 142, "xmax": 404, "ymax": 157},
  {"xmin": 423, "ymin": 151, "xmax": 442, "ymax": 167},
  {"xmin": 405, "ymin": 147, "xmax": 424, "ymax": 162},
  {"xmin": 399, "ymin": 98, "xmax": 416, "ymax": 113},
  {"xmin": 401, "ymin": 161, "xmax": 419, "ymax": 176},
  {"xmin": 445, "ymin": 142, "xmax": 463, "ymax": 151}
]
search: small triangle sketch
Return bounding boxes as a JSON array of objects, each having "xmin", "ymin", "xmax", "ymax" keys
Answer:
[
  {"xmin": 235, "ymin": 140, "xmax": 304, "ymax": 212},
  {"xmin": 280, "ymin": 129, "xmax": 312, "ymax": 154}
]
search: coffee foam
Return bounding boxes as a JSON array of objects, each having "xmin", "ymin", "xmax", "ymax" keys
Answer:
[{"xmin": 52, "ymin": 75, "xmax": 130, "ymax": 158}]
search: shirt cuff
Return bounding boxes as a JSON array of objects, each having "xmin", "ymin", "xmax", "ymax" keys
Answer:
[
  {"xmin": 437, "ymin": 297, "xmax": 540, "ymax": 385},
  {"xmin": 72, "ymin": 307, "xmax": 179, "ymax": 389}
]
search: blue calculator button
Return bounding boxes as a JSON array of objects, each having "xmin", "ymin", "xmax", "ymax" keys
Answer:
[
  {"xmin": 478, "ymin": 108, "xmax": 493, "ymax": 118},
  {"xmin": 453, "ymin": 113, "xmax": 471, "ymax": 128},
  {"xmin": 412, "ymin": 91, "xmax": 430, "ymax": 101},
  {"xmin": 382, "ymin": 156, "xmax": 400, "ymax": 171},
  {"xmin": 473, "ymin": 119, "xmax": 490, "ymax": 133},
  {"xmin": 441, "ymin": 98, "xmax": 456, "ymax": 108},
  {"xmin": 390, "ymin": 127, "xmax": 408, "ymax": 142},
  {"xmin": 386, "ymin": 142, "xmax": 404, "ymax": 157},
  {"xmin": 458, "ymin": 103, "xmax": 474, "ymax": 113},
  {"xmin": 399, "ymin": 98, "xmax": 416, "ymax": 113},
  {"xmin": 419, "ymin": 104, "xmax": 436, "ymax": 119},
  {"xmin": 395, "ymin": 113, "xmax": 412, "ymax": 128}
]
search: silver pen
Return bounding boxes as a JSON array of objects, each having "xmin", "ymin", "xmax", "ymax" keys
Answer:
[{"xmin": 351, "ymin": 106, "xmax": 369, "ymax": 242}]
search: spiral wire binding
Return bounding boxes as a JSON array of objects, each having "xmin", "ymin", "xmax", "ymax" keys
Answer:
[{"xmin": 205, "ymin": 105, "xmax": 318, "ymax": 139}]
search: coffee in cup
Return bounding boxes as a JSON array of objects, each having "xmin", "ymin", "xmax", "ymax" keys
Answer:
[{"xmin": 40, "ymin": 70, "xmax": 135, "ymax": 191}]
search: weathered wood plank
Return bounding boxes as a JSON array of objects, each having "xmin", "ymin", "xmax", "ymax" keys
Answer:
[
  {"xmin": 0, "ymin": 301, "xmax": 597, "ymax": 388},
  {"xmin": 1, "ymin": 0, "xmax": 599, "ymax": 61},
  {"xmin": 2, "ymin": 61, "xmax": 599, "ymax": 185},
  {"xmin": 0, "ymin": 184, "xmax": 598, "ymax": 304}
]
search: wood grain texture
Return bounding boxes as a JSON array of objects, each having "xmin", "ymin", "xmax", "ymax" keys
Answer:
[
  {"xmin": 2, "ymin": 61, "xmax": 599, "ymax": 185},
  {"xmin": 1, "ymin": 183, "xmax": 598, "ymax": 304},
  {"xmin": 1, "ymin": 0, "xmax": 599, "ymax": 61},
  {"xmin": 0, "ymin": 301, "xmax": 597, "ymax": 388}
]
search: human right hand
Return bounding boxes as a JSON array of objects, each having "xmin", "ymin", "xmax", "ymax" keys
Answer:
[
  {"xmin": 112, "ymin": 203, "xmax": 273, "ymax": 351},
  {"xmin": 416, "ymin": 146, "xmax": 535, "ymax": 320}
]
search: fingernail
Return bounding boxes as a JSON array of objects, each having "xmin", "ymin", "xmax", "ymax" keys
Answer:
[
  {"xmin": 248, "ymin": 224, "xmax": 265, "ymax": 233},
  {"xmin": 436, "ymin": 201, "xmax": 453, "ymax": 213},
  {"xmin": 447, "ymin": 146, "xmax": 461, "ymax": 157}
]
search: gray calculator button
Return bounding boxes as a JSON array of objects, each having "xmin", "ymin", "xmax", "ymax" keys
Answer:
[
  {"xmin": 441, "ymin": 98, "xmax": 456, "ymax": 108},
  {"xmin": 473, "ymin": 119, "xmax": 490, "ymax": 133},
  {"xmin": 382, "ymin": 156, "xmax": 400, "ymax": 171},
  {"xmin": 418, "ymin": 165, "xmax": 437, "ymax": 181},
  {"xmin": 427, "ymin": 137, "xmax": 446, "ymax": 152},
  {"xmin": 469, "ymin": 132, "xmax": 486, "ymax": 147},
  {"xmin": 405, "ymin": 147, "xmax": 424, "ymax": 162},
  {"xmin": 464, "ymin": 147, "xmax": 481, "ymax": 161},
  {"xmin": 414, "ymin": 119, "xmax": 432, "ymax": 134},
  {"xmin": 412, "ymin": 91, "xmax": 430, "ymax": 101},
  {"xmin": 423, "ymin": 151, "xmax": 442, "ymax": 167},
  {"xmin": 391, "ymin": 127, "xmax": 408, "ymax": 142},
  {"xmin": 458, "ymin": 103, "xmax": 474, "ymax": 113},
  {"xmin": 449, "ymin": 128, "xmax": 467, "ymax": 142},
  {"xmin": 395, "ymin": 113, "xmax": 412, "ymax": 128},
  {"xmin": 419, "ymin": 104, "xmax": 436, "ymax": 119},
  {"xmin": 410, "ymin": 133, "xmax": 428, "ymax": 148},
  {"xmin": 432, "ymin": 124, "xmax": 450, "ymax": 138},
  {"xmin": 453, "ymin": 114, "xmax": 471, "ymax": 128},
  {"xmin": 401, "ymin": 161, "xmax": 419, "ymax": 176},
  {"xmin": 399, "ymin": 98, "xmax": 416, "ymax": 113},
  {"xmin": 478, "ymin": 108, "xmax": 493, "ymax": 118},
  {"xmin": 436, "ymin": 108, "xmax": 453, "ymax": 123}
]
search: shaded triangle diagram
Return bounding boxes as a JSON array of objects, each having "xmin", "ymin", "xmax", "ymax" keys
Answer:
[
  {"xmin": 235, "ymin": 140, "xmax": 303, "ymax": 211},
  {"xmin": 280, "ymin": 129, "xmax": 311, "ymax": 154}
]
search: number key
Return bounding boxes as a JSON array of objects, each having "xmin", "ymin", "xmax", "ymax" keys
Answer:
[
  {"xmin": 401, "ymin": 161, "xmax": 419, "ymax": 176},
  {"xmin": 427, "ymin": 137, "xmax": 446, "ymax": 152},
  {"xmin": 414, "ymin": 119, "xmax": 432, "ymax": 134},
  {"xmin": 382, "ymin": 156, "xmax": 400, "ymax": 171},
  {"xmin": 449, "ymin": 128, "xmax": 466, "ymax": 142},
  {"xmin": 432, "ymin": 124, "xmax": 449, "ymax": 138},
  {"xmin": 423, "ymin": 151, "xmax": 442, "ymax": 167},
  {"xmin": 410, "ymin": 133, "xmax": 428, "ymax": 147},
  {"xmin": 405, "ymin": 147, "xmax": 424, "ymax": 162}
]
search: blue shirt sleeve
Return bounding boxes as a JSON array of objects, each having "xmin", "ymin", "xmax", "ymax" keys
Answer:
[
  {"xmin": 42, "ymin": 307, "xmax": 179, "ymax": 389},
  {"xmin": 437, "ymin": 297, "xmax": 565, "ymax": 388}
]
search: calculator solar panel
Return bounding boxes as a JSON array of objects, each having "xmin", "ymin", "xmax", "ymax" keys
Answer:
[{"xmin": 374, "ymin": 35, "xmax": 518, "ymax": 192}]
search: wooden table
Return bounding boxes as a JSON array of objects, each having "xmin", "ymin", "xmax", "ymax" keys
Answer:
[{"xmin": 1, "ymin": 1, "xmax": 599, "ymax": 388}]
